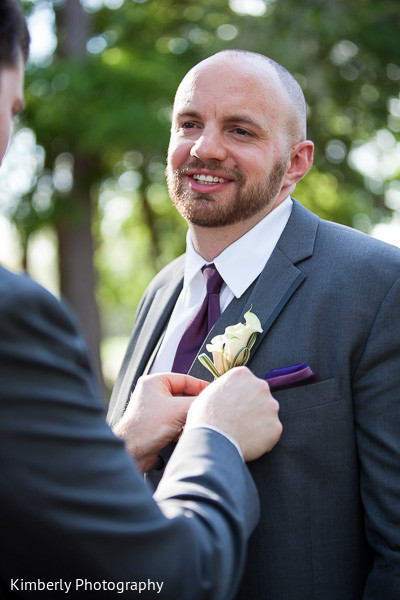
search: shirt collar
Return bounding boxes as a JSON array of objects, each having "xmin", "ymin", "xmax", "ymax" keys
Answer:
[{"xmin": 184, "ymin": 197, "xmax": 293, "ymax": 297}]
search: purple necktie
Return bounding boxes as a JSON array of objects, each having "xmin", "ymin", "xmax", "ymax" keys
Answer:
[{"xmin": 171, "ymin": 264, "xmax": 224, "ymax": 374}]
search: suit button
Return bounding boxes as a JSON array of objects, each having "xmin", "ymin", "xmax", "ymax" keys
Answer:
[{"xmin": 153, "ymin": 455, "xmax": 165, "ymax": 470}]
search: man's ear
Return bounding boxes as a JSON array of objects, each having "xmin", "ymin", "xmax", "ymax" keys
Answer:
[{"xmin": 284, "ymin": 140, "xmax": 314, "ymax": 186}]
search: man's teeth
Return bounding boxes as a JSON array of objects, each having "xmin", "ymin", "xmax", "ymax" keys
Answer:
[{"xmin": 192, "ymin": 174, "xmax": 227, "ymax": 184}]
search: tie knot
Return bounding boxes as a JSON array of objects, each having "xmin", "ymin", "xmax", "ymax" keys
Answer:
[{"xmin": 202, "ymin": 263, "xmax": 224, "ymax": 295}]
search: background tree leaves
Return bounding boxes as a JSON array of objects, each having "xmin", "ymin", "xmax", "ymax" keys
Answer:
[{"xmin": 3, "ymin": 0, "xmax": 399, "ymax": 392}]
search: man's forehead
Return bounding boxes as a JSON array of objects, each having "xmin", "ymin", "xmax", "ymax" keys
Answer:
[
  {"xmin": 175, "ymin": 56, "xmax": 281, "ymax": 102},
  {"xmin": 173, "ymin": 59, "xmax": 284, "ymax": 121}
]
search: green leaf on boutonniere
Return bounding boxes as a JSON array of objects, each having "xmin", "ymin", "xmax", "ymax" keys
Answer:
[
  {"xmin": 198, "ymin": 309, "xmax": 262, "ymax": 378},
  {"xmin": 198, "ymin": 353, "xmax": 221, "ymax": 379}
]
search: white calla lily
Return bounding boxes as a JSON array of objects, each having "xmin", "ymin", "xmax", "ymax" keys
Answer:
[{"xmin": 199, "ymin": 309, "xmax": 263, "ymax": 378}]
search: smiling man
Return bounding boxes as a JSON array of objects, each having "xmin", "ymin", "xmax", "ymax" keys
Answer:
[{"xmin": 109, "ymin": 49, "xmax": 400, "ymax": 600}]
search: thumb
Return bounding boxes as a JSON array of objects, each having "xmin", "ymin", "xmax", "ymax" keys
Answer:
[
  {"xmin": 172, "ymin": 394, "xmax": 196, "ymax": 416},
  {"xmin": 163, "ymin": 373, "xmax": 210, "ymax": 397}
]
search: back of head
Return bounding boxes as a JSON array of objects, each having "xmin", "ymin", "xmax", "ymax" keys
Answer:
[{"xmin": 0, "ymin": 0, "xmax": 30, "ymax": 68}]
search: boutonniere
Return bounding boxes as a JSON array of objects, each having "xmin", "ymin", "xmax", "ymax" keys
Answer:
[{"xmin": 198, "ymin": 309, "xmax": 263, "ymax": 379}]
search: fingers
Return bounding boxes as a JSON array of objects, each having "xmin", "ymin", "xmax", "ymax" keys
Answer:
[
  {"xmin": 141, "ymin": 372, "xmax": 210, "ymax": 397},
  {"xmin": 166, "ymin": 373, "xmax": 210, "ymax": 396},
  {"xmin": 135, "ymin": 369, "xmax": 283, "ymax": 464},
  {"xmin": 170, "ymin": 395, "xmax": 194, "ymax": 420}
]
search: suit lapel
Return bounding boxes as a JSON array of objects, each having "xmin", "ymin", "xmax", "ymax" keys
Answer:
[
  {"xmin": 188, "ymin": 201, "xmax": 319, "ymax": 379},
  {"xmin": 133, "ymin": 279, "xmax": 184, "ymax": 377},
  {"xmin": 108, "ymin": 263, "xmax": 184, "ymax": 425}
]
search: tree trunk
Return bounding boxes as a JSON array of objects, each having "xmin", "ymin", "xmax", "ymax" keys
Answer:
[
  {"xmin": 54, "ymin": 0, "xmax": 104, "ymax": 388},
  {"xmin": 56, "ymin": 160, "xmax": 103, "ymax": 386}
]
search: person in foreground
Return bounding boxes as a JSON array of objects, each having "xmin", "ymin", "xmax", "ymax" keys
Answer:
[
  {"xmin": 108, "ymin": 49, "xmax": 400, "ymax": 598},
  {"xmin": 0, "ymin": 2, "xmax": 283, "ymax": 598}
]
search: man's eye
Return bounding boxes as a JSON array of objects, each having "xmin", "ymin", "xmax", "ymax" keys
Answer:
[
  {"xmin": 234, "ymin": 127, "xmax": 251, "ymax": 136},
  {"xmin": 181, "ymin": 122, "xmax": 196, "ymax": 129}
]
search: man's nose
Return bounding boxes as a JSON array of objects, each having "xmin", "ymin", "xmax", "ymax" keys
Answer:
[{"xmin": 190, "ymin": 128, "xmax": 228, "ymax": 162}]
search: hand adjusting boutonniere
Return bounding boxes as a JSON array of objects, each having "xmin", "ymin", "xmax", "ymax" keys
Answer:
[{"xmin": 198, "ymin": 309, "xmax": 263, "ymax": 379}]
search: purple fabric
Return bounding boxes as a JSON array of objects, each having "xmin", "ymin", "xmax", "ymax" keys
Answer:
[
  {"xmin": 266, "ymin": 362, "xmax": 321, "ymax": 392},
  {"xmin": 171, "ymin": 264, "xmax": 223, "ymax": 374}
]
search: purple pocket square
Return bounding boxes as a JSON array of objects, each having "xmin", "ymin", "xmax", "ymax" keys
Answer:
[{"xmin": 265, "ymin": 362, "xmax": 321, "ymax": 392}]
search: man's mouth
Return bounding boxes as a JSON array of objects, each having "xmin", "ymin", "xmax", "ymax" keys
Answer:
[{"xmin": 192, "ymin": 173, "xmax": 229, "ymax": 185}]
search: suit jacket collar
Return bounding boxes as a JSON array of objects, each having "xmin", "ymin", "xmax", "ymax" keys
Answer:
[
  {"xmin": 139, "ymin": 276, "xmax": 184, "ymax": 376},
  {"xmin": 188, "ymin": 200, "xmax": 319, "ymax": 380},
  {"xmin": 108, "ymin": 258, "xmax": 185, "ymax": 424},
  {"xmin": 276, "ymin": 199, "xmax": 318, "ymax": 264}
]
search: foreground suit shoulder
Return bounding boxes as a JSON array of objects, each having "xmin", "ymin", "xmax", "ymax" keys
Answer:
[
  {"xmin": 0, "ymin": 265, "xmax": 258, "ymax": 599},
  {"xmin": 0, "ymin": 265, "xmax": 99, "ymax": 404}
]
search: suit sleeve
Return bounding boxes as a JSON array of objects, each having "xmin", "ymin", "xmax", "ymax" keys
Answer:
[
  {"xmin": 0, "ymin": 272, "xmax": 259, "ymax": 599},
  {"xmin": 353, "ymin": 275, "xmax": 400, "ymax": 598}
]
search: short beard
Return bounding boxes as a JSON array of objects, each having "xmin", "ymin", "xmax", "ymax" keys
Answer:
[{"xmin": 166, "ymin": 158, "xmax": 288, "ymax": 228}]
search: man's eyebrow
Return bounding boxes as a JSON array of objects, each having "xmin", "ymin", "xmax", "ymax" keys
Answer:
[
  {"xmin": 174, "ymin": 111, "xmax": 264, "ymax": 131},
  {"xmin": 174, "ymin": 110, "xmax": 201, "ymax": 121},
  {"xmin": 224, "ymin": 114, "xmax": 264, "ymax": 130}
]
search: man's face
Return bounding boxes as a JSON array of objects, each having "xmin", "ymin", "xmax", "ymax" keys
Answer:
[
  {"xmin": 0, "ymin": 55, "xmax": 24, "ymax": 166},
  {"xmin": 166, "ymin": 56, "xmax": 292, "ymax": 228}
]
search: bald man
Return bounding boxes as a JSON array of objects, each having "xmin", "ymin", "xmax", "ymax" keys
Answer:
[{"xmin": 109, "ymin": 50, "xmax": 400, "ymax": 599}]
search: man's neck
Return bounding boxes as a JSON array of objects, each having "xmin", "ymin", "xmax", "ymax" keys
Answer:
[
  {"xmin": 189, "ymin": 220, "xmax": 259, "ymax": 262},
  {"xmin": 189, "ymin": 197, "xmax": 288, "ymax": 262}
]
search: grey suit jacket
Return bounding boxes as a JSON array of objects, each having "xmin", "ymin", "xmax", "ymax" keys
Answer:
[
  {"xmin": 108, "ymin": 200, "xmax": 400, "ymax": 599},
  {"xmin": 0, "ymin": 265, "xmax": 259, "ymax": 599}
]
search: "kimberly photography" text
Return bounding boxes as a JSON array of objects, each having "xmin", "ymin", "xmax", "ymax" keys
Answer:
[{"xmin": 10, "ymin": 579, "xmax": 164, "ymax": 594}]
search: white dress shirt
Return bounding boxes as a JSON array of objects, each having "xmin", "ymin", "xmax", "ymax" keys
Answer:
[{"xmin": 150, "ymin": 197, "xmax": 293, "ymax": 374}]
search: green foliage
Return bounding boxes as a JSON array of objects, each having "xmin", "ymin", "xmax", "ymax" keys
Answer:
[{"xmin": 6, "ymin": 0, "xmax": 400, "ymax": 345}]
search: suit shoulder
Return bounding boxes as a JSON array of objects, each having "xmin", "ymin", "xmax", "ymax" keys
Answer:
[
  {"xmin": 317, "ymin": 217, "xmax": 400, "ymax": 265},
  {"xmin": 142, "ymin": 254, "xmax": 185, "ymax": 296},
  {"xmin": 292, "ymin": 200, "xmax": 400, "ymax": 261},
  {"xmin": 0, "ymin": 265, "xmax": 57, "ymax": 309},
  {"xmin": 0, "ymin": 265, "xmax": 85, "ymax": 347},
  {"xmin": 287, "ymin": 202, "xmax": 400, "ymax": 287},
  {"xmin": 306, "ymin": 216, "xmax": 400, "ymax": 295}
]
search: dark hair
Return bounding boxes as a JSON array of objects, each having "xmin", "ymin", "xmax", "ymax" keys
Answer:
[{"xmin": 0, "ymin": 0, "xmax": 30, "ymax": 67}]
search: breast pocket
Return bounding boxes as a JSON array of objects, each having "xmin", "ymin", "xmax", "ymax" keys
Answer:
[{"xmin": 273, "ymin": 378, "xmax": 339, "ymax": 413}]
